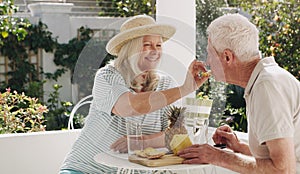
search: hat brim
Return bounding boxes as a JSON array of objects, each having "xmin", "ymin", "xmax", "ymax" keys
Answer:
[{"xmin": 106, "ymin": 24, "xmax": 176, "ymax": 56}]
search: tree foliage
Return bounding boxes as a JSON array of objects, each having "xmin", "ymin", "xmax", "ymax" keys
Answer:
[
  {"xmin": 196, "ymin": 0, "xmax": 300, "ymax": 132},
  {"xmin": 0, "ymin": 21, "xmax": 57, "ymax": 96},
  {"xmin": 240, "ymin": 0, "xmax": 300, "ymax": 80},
  {"xmin": 195, "ymin": 0, "xmax": 229, "ymax": 128},
  {"xmin": 97, "ymin": 0, "xmax": 155, "ymax": 17},
  {"xmin": 0, "ymin": 0, "xmax": 30, "ymax": 45}
]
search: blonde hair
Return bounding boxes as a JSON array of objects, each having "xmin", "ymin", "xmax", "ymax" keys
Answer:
[
  {"xmin": 112, "ymin": 37, "xmax": 143, "ymax": 88},
  {"xmin": 112, "ymin": 36, "xmax": 159, "ymax": 91},
  {"xmin": 207, "ymin": 14, "xmax": 260, "ymax": 62}
]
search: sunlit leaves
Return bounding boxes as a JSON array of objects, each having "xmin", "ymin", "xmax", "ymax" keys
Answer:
[
  {"xmin": 241, "ymin": 0, "xmax": 300, "ymax": 80},
  {"xmin": 0, "ymin": 88, "xmax": 48, "ymax": 134},
  {"xmin": 0, "ymin": 0, "xmax": 31, "ymax": 45},
  {"xmin": 98, "ymin": 0, "xmax": 154, "ymax": 17}
]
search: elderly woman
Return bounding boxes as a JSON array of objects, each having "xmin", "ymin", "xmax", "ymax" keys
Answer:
[{"xmin": 60, "ymin": 15, "xmax": 209, "ymax": 173}]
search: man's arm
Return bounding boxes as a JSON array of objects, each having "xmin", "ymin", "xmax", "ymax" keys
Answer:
[
  {"xmin": 179, "ymin": 138, "xmax": 296, "ymax": 173},
  {"xmin": 218, "ymin": 138, "xmax": 295, "ymax": 173}
]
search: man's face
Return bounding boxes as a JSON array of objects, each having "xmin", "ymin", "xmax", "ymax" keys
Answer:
[{"xmin": 206, "ymin": 39, "xmax": 226, "ymax": 82}]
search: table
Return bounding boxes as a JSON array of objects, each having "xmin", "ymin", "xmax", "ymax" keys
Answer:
[
  {"xmin": 94, "ymin": 150, "xmax": 238, "ymax": 174},
  {"xmin": 94, "ymin": 127, "xmax": 245, "ymax": 174}
]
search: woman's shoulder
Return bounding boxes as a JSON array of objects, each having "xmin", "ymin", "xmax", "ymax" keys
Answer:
[
  {"xmin": 97, "ymin": 64, "xmax": 116, "ymax": 74},
  {"xmin": 95, "ymin": 64, "xmax": 125, "ymax": 83},
  {"xmin": 96, "ymin": 64, "xmax": 120, "ymax": 77}
]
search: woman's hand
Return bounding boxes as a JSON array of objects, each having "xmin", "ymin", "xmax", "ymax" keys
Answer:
[
  {"xmin": 212, "ymin": 124, "xmax": 240, "ymax": 152},
  {"xmin": 110, "ymin": 136, "xmax": 128, "ymax": 153},
  {"xmin": 182, "ymin": 60, "xmax": 210, "ymax": 93},
  {"xmin": 110, "ymin": 132, "xmax": 165, "ymax": 153}
]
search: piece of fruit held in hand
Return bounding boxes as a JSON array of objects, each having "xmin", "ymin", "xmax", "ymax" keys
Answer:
[{"xmin": 200, "ymin": 70, "xmax": 211, "ymax": 77}]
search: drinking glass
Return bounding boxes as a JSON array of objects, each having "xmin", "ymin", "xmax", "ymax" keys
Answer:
[
  {"xmin": 184, "ymin": 97, "xmax": 213, "ymax": 144},
  {"xmin": 193, "ymin": 117, "xmax": 209, "ymax": 144},
  {"xmin": 126, "ymin": 121, "xmax": 143, "ymax": 156}
]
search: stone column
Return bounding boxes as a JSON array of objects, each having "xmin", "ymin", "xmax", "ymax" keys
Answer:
[
  {"xmin": 28, "ymin": 3, "xmax": 73, "ymax": 42},
  {"xmin": 156, "ymin": 0, "xmax": 196, "ymax": 95}
]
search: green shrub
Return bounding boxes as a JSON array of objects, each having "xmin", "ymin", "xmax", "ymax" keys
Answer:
[
  {"xmin": 240, "ymin": 0, "xmax": 300, "ymax": 80},
  {"xmin": 44, "ymin": 84, "xmax": 71, "ymax": 130},
  {"xmin": 0, "ymin": 88, "xmax": 48, "ymax": 134},
  {"xmin": 44, "ymin": 84, "xmax": 85, "ymax": 130}
]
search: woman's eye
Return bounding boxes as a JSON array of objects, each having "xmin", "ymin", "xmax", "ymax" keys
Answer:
[{"xmin": 143, "ymin": 43, "xmax": 151, "ymax": 47}]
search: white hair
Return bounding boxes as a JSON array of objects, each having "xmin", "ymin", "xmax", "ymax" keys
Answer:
[
  {"xmin": 112, "ymin": 37, "xmax": 143, "ymax": 88},
  {"xmin": 207, "ymin": 13, "xmax": 260, "ymax": 62}
]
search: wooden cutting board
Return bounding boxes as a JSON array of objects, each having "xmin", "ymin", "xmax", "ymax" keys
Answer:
[{"xmin": 128, "ymin": 154, "xmax": 184, "ymax": 167}]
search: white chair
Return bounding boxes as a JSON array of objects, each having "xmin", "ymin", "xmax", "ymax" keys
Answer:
[{"xmin": 68, "ymin": 95, "xmax": 93, "ymax": 130}]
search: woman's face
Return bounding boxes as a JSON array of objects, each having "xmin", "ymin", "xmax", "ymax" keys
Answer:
[{"xmin": 137, "ymin": 35, "xmax": 163, "ymax": 72}]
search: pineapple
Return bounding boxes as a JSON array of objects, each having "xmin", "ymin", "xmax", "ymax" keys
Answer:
[{"xmin": 164, "ymin": 105, "xmax": 188, "ymax": 151}]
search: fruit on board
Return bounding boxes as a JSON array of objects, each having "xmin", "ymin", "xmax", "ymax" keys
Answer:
[
  {"xmin": 170, "ymin": 134, "xmax": 192, "ymax": 155},
  {"xmin": 164, "ymin": 105, "xmax": 188, "ymax": 151},
  {"xmin": 134, "ymin": 147, "xmax": 166, "ymax": 159}
]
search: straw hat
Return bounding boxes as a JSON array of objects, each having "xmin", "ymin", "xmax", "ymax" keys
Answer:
[{"xmin": 106, "ymin": 15, "xmax": 176, "ymax": 56}]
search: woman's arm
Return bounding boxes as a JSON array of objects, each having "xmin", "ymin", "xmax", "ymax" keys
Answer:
[
  {"xmin": 110, "ymin": 131, "xmax": 165, "ymax": 152},
  {"xmin": 112, "ymin": 60, "xmax": 209, "ymax": 117},
  {"xmin": 143, "ymin": 131, "xmax": 165, "ymax": 148}
]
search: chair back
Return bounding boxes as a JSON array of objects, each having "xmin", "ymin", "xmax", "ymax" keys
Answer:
[{"xmin": 68, "ymin": 95, "xmax": 93, "ymax": 130}]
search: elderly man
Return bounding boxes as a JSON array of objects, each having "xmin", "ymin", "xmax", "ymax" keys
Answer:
[{"xmin": 178, "ymin": 13, "xmax": 300, "ymax": 173}]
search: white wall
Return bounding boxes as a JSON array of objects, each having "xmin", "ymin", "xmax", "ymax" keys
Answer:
[
  {"xmin": 0, "ymin": 130, "xmax": 81, "ymax": 174},
  {"xmin": 156, "ymin": 0, "xmax": 196, "ymax": 101}
]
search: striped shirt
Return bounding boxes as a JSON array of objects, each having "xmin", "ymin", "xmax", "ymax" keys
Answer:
[{"xmin": 61, "ymin": 65, "xmax": 175, "ymax": 173}]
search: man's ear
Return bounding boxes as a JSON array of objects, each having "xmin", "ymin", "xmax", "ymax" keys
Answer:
[{"xmin": 223, "ymin": 49, "xmax": 234, "ymax": 64}]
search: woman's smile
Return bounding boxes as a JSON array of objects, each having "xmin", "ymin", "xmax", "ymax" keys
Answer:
[{"xmin": 145, "ymin": 56, "xmax": 160, "ymax": 62}]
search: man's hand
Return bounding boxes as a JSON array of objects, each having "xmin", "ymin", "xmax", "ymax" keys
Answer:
[
  {"xmin": 212, "ymin": 124, "xmax": 240, "ymax": 152},
  {"xmin": 177, "ymin": 144, "xmax": 220, "ymax": 164}
]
